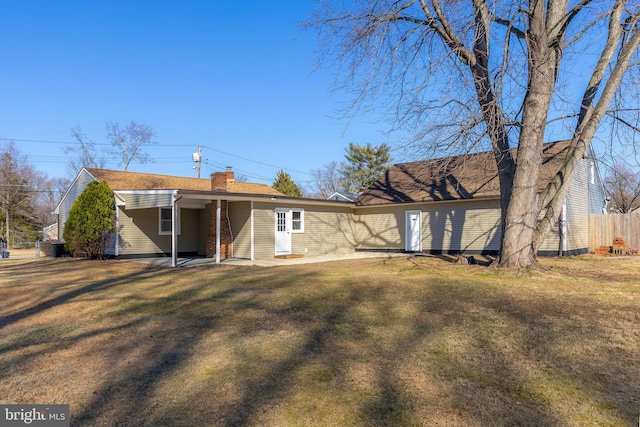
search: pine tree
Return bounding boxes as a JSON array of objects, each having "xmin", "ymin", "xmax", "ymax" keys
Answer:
[
  {"xmin": 272, "ymin": 170, "xmax": 303, "ymax": 197},
  {"xmin": 0, "ymin": 143, "xmax": 44, "ymax": 245},
  {"xmin": 63, "ymin": 181, "xmax": 117, "ymax": 259},
  {"xmin": 339, "ymin": 143, "xmax": 392, "ymax": 193}
]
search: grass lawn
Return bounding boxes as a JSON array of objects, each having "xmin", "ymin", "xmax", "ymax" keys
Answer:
[{"xmin": 0, "ymin": 255, "xmax": 638, "ymax": 426}]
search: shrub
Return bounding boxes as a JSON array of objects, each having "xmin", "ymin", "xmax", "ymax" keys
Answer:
[{"xmin": 63, "ymin": 181, "xmax": 116, "ymax": 259}]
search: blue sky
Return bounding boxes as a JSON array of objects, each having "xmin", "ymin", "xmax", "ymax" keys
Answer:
[{"xmin": 0, "ymin": 1, "xmax": 393, "ymax": 188}]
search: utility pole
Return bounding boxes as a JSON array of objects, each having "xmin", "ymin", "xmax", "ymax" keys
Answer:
[{"xmin": 192, "ymin": 146, "xmax": 202, "ymax": 178}]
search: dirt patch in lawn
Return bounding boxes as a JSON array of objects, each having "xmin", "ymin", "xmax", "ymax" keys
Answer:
[{"xmin": 0, "ymin": 255, "xmax": 638, "ymax": 426}]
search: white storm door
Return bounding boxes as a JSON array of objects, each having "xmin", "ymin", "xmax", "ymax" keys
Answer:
[
  {"xmin": 405, "ymin": 210, "xmax": 422, "ymax": 252},
  {"xmin": 275, "ymin": 209, "xmax": 292, "ymax": 255}
]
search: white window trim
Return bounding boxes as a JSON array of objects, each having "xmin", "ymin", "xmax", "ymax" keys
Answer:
[
  {"xmin": 158, "ymin": 207, "xmax": 181, "ymax": 235},
  {"xmin": 291, "ymin": 208, "xmax": 304, "ymax": 233}
]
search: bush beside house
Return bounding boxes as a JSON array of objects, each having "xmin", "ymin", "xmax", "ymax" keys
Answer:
[{"xmin": 63, "ymin": 181, "xmax": 117, "ymax": 259}]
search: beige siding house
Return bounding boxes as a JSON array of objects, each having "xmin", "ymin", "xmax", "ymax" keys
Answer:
[
  {"xmin": 354, "ymin": 141, "xmax": 607, "ymax": 257},
  {"xmin": 54, "ymin": 141, "xmax": 606, "ymax": 266},
  {"xmin": 54, "ymin": 168, "xmax": 357, "ymax": 266}
]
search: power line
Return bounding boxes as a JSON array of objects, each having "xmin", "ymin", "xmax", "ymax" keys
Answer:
[
  {"xmin": 201, "ymin": 145, "xmax": 313, "ymax": 176},
  {"xmin": 5, "ymin": 137, "xmax": 315, "ymax": 177},
  {"xmin": 201, "ymin": 160, "xmax": 273, "ymax": 183}
]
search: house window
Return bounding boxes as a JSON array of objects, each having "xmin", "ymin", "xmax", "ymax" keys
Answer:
[
  {"xmin": 158, "ymin": 207, "xmax": 180, "ymax": 235},
  {"xmin": 291, "ymin": 209, "xmax": 304, "ymax": 233}
]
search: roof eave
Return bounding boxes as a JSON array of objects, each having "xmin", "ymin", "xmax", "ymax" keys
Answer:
[
  {"xmin": 176, "ymin": 189, "xmax": 356, "ymax": 207},
  {"xmin": 354, "ymin": 195, "xmax": 501, "ymax": 209}
]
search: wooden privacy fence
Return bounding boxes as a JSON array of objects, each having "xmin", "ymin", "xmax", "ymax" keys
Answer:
[{"xmin": 589, "ymin": 212, "xmax": 640, "ymax": 252}]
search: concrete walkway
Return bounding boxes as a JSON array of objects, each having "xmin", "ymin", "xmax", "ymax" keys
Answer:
[
  {"xmin": 231, "ymin": 251, "xmax": 406, "ymax": 267},
  {"xmin": 129, "ymin": 251, "xmax": 407, "ymax": 268}
]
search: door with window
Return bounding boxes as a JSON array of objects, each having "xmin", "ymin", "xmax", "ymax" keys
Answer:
[
  {"xmin": 275, "ymin": 209, "xmax": 292, "ymax": 255},
  {"xmin": 405, "ymin": 210, "xmax": 422, "ymax": 252}
]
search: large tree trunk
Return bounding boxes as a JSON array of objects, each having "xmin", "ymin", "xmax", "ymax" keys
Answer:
[
  {"xmin": 533, "ymin": 0, "xmax": 640, "ymax": 252},
  {"xmin": 498, "ymin": 0, "xmax": 560, "ymax": 267},
  {"xmin": 311, "ymin": 0, "xmax": 640, "ymax": 269},
  {"xmin": 469, "ymin": 0, "xmax": 516, "ymax": 246}
]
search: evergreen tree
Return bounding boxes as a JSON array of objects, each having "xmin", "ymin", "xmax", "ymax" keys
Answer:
[
  {"xmin": 339, "ymin": 143, "xmax": 392, "ymax": 193},
  {"xmin": 0, "ymin": 142, "xmax": 44, "ymax": 245},
  {"xmin": 63, "ymin": 181, "xmax": 117, "ymax": 259},
  {"xmin": 272, "ymin": 170, "xmax": 303, "ymax": 197}
]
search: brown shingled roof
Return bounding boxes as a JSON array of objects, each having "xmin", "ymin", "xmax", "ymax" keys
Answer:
[
  {"xmin": 85, "ymin": 168, "xmax": 283, "ymax": 196},
  {"xmin": 355, "ymin": 141, "xmax": 570, "ymax": 206}
]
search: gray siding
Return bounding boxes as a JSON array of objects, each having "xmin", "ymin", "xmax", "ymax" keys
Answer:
[
  {"xmin": 423, "ymin": 200, "xmax": 502, "ymax": 253},
  {"xmin": 587, "ymin": 145, "xmax": 607, "ymax": 214},
  {"xmin": 253, "ymin": 203, "xmax": 275, "ymax": 259},
  {"xmin": 119, "ymin": 208, "xmax": 164, "ymax": 255},
  {"xmin": 119, "ymin": 192, "xmax": 174, "ymax": 209},
  {"xmin": 564, "ymin": 158, "xmax": 590, "ymax": 252},
  {"xmin": 355, "ymin": 200, "xmax": 503, "ymax": 254},
  {"xmin": 354, "ymin": 206, "xmax": 404, "ymax": 250},
  {"xmin": 229, "ymin": 201, "xmax": 252, "ymax": 259},
  {"xmin": 244, "ymin": 204, "xmax": 356, "ymax": 259},
  {"xmin": 180, "ymin": 209, "xmax": 201, "ymax": 253},
  {"xmin": 119, "ymin": 207, "xmax": 201, "ymax": 256},
  {"xmin": 198, "ymin": 203, "xmax": 213, "ymax": 256},
  {"xmin": 537, "ymin": 215, "xmax": 561, "ymax": 254},
  {"xmin": 292, "ymin": 205, "xmax": 355, "ymax": 256},
  {"xmin": 57, "ymin": 170, "xmax": 98, "ymax": 243}
]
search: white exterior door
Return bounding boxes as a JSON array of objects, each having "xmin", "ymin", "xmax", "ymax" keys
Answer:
[
  {"xmin": 405, "ymin": 210, "xmax": 422, "ymax": 252},
  {"xmin": 275, "ymin": 209, "xmax": 292, "ymax": 255}
]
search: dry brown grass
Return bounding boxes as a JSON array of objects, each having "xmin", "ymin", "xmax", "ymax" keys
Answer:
[{"xmin": 0, "ymin": 255, "xmax": 638, "ymax": 426}]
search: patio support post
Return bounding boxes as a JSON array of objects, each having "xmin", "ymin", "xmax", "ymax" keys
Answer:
[
  {"xmin": 216, "ymin": 199, "xmax": 221, "ymax": 263},
  {"xmin": 171, "ymin": 192, "xmax": 179, "ymax": 268}
]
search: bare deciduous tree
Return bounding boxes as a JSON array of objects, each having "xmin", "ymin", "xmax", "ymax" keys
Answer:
[
  {"xmin": 309, "ymin": 161, "xmax": 346, "ymax": 198},
  {"xmin": 105, "ymin": 121, "xmax": 156, "ymax": 171},
  {"xmin": 604, "ymin": 162, "xmax": 640, "ymax": 212},
  {"xmin": 65, "ymin": 125, "xmax": 107, "ymax": 176},
  {"xmin": 310, "ymin": 0, "xmax": 640, "ymax": 268},
  {"xmin": 66, "ymin": 121, "xmax": 156, "ymax": 173}
]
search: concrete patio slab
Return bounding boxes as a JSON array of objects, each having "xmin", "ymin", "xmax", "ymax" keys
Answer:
[{"xmin": 126, "ymin": 252, "xmax": 407, "ymax": 267}]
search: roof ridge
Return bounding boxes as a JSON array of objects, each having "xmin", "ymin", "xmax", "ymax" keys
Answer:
[
  {"xmin": 84, "ymin": 167, "xmax": 207, "ymax": 181},
  {"xmin": 390, "ymin": 140, "xmax": 571, "ymax": 168}
]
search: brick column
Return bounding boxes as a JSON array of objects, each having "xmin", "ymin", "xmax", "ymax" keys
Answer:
[{"xmin": 206, "ymin": 200, "xmax": 233, "ymax": 259}]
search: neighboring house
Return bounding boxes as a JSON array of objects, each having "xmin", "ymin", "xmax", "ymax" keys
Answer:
[
  {"xmin": 353, "ymin": 141, "xmax": 607, "ymax": 256},
  {"xmin": 54, "ymin": 168, "xmax": 356, "ymax": 266},
  {"xmin": 54, "ymin": 142, "xmax": 606, "ymax": 266},
  {"xmin": 41, "ymin": 223, "xmax": 58, "ymax": 241},
  {"xmin": 327, "ymin": 192, "xmax": 359, "ymax": 202}
]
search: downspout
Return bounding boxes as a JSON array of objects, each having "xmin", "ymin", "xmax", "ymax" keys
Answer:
[
  {"xmin": 171, "ymin": 192, "xmax": 182, "ymax": 268},
  {"xmin": 559, "ymin": 199, "xmax": 567, "ymax": 256},
  {"xmin": 226, "ymin": 201, "xmax": 234, "ymax": 257},
  {"xmin": 115, "ymin": 202, "xmax": 120, "ymax": 257}
]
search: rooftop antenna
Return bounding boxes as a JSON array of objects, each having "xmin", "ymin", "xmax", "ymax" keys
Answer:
[{"xmin": 192, "ymin": 145, "xmax": 202, "ymax": 178}]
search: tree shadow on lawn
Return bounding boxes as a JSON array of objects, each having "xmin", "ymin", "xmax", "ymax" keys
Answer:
[
  {"xmin": 0, "ymin": 260, "xmax": 156, "ymax": 331},
  {"xmin": 1, "ymin": 257, "xmax": 638, "ymax": 426},
  {"xmin": 69, "ymin": 268, "xmax": 558, "ymax": 425}
]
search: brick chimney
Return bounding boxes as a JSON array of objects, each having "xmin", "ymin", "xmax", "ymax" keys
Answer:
[
  {"xmin": 207, "ymin": 168, "xmax": 234, "ymax": 259},
  {"xmin": 211, "ymin": 168, "xmax": 234, "ymax": 191}
]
